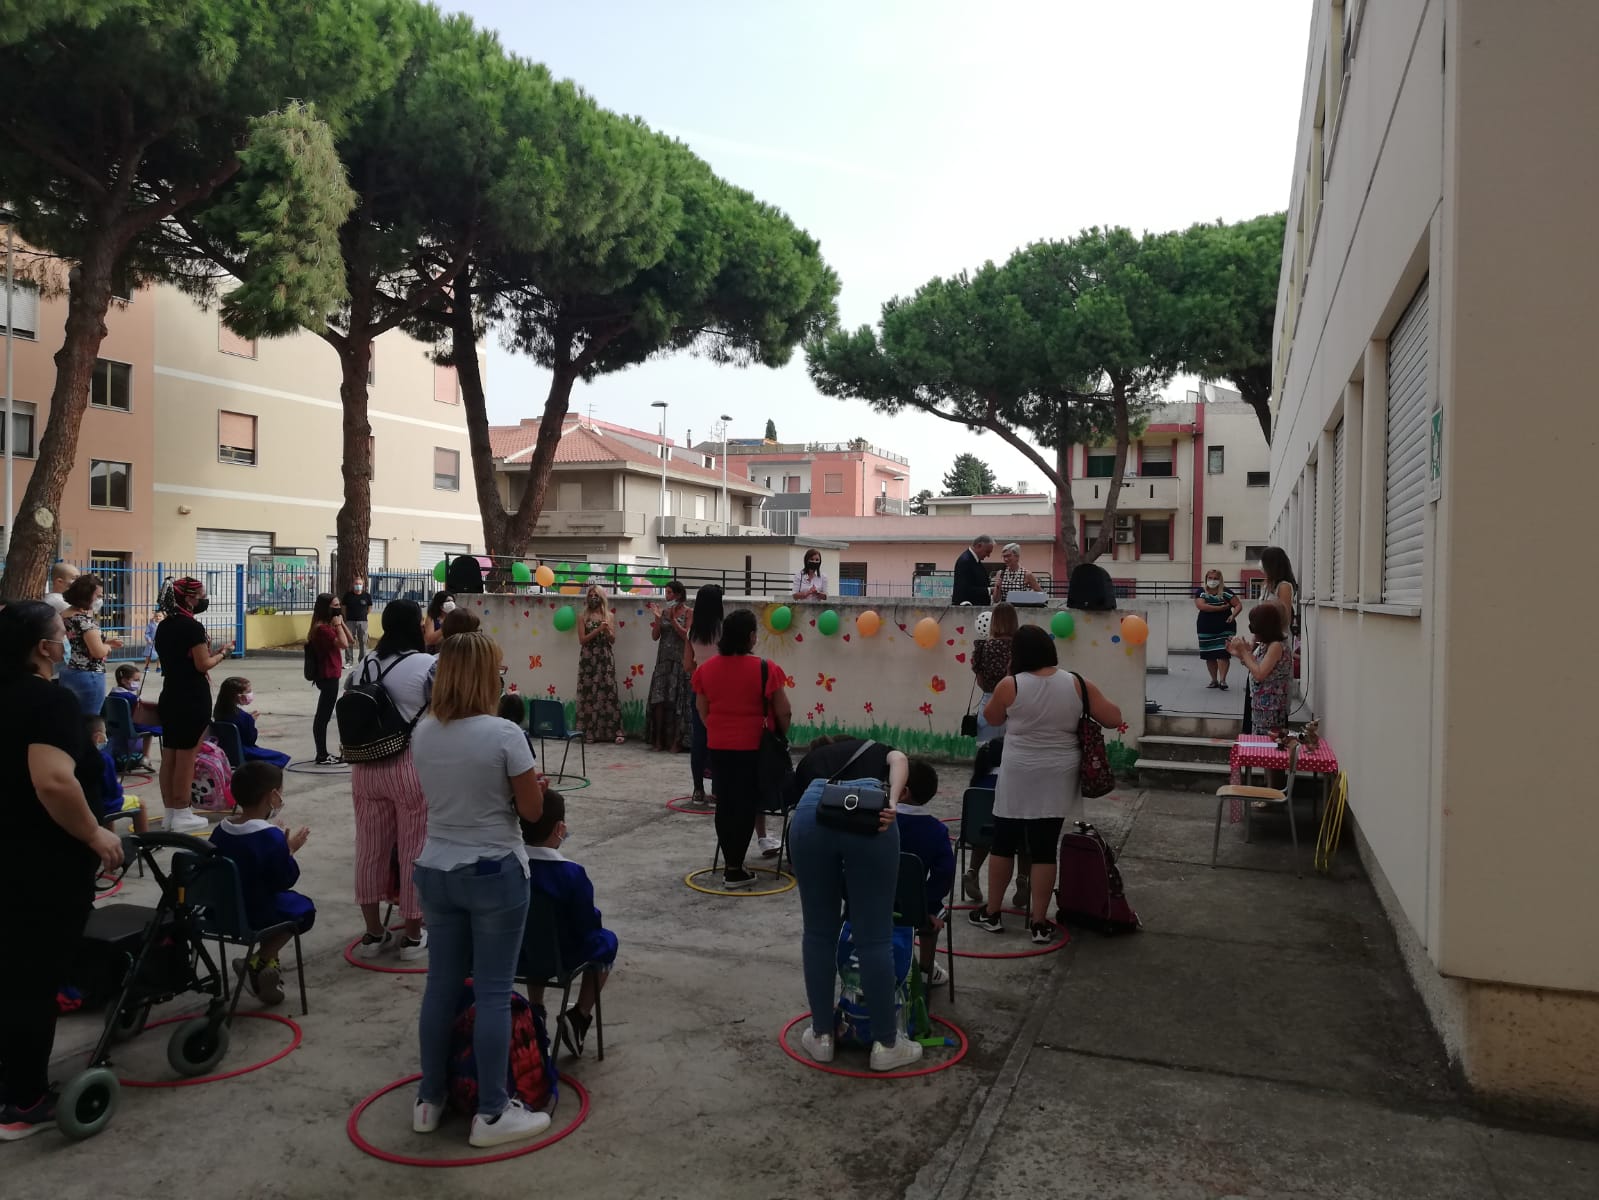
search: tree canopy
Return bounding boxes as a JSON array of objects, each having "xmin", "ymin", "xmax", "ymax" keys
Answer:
[
  {"xmin": 765, "ymin": 418, "xmax": 778, "ymax": 441},
  {"xmin": 942, "ymin": 453, "xmax": 1000, "ymax": 496}
]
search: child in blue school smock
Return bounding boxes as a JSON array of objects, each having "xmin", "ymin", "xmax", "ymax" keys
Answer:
[
  {"xmin": 212, "ymin": 676, "xmax": 292, "ymax": 769},
  {"xmin": 85, "ymin": 714, "xmax": 148, "ymax": 833},
  {"xmin": 521, "ymin": 790, "xmax": 617, "ymax": 1058},
  {"xmin": 895, "ymin": 759, "xmax": 956, "ymax": 988}
]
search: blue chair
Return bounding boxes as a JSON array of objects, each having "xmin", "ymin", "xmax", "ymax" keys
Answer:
[
  {"xmin": 517, "ymin": 891, "xmax": 604, "ymax": 1060},
  {"xmin": 171, "ymin": 851, "xmax": 309, "ymax": 1016},
  {"xmin": 100, "ymin": 695, "xmax": 149, "ymax": 772},
  {"xmin": 956, "ymin": 787, "xmax": 997, "ymax": 883},
  {"xmin": 209, "ymin": 722, "xmax": 243, "ymax": 770},
  {"xmin": 528, "ymin": 698, "xmax": 585, "ymax": 780}
]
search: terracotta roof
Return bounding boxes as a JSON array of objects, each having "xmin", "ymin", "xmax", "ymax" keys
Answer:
[{"xmin": 488, "ymin": 421, "xmax": 764, "ymax": 491}]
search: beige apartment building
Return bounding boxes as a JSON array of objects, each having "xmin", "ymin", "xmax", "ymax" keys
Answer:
[{"xmin": 1271, "ymin": 0, "xmax": 1598, "ymax": 1119}]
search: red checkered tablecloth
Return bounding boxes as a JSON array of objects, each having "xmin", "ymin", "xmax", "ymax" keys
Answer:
[{"xmin": 1228, "ymin": 735, "xmax": 1339, "ymax": 822}]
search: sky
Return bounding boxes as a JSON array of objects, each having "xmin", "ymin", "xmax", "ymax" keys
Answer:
[{"xmin": 455, "ymin": 0, "xmax": 1311, "ymax": 494}]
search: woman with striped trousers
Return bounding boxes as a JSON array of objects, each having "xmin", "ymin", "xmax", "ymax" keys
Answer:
[{"xmin": 349, "ymin": 600, "xmax": 434, "ymax": 962}]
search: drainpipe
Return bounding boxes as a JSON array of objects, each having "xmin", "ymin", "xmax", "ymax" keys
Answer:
[{"xmin": 1191, "ymin": 399, "xmax": 1206, "ymax": 586}]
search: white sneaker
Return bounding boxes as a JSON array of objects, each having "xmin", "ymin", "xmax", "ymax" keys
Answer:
[
  {"xmin": 398, "ymin": 930, "xmax": 429, "ymax": 962},
  {"xmin": 165, "ymin": 808, "xmax": 208, "ymax": 834},
  {"xmin": 928, "ymin": 960, "xmax": 949, "ymax": 986},
  {"xmin": 869, "ymin": 1037, "xmax": 924, "ymax": 1072},
  {"xmin": 800, "ymin": 1027, "xmax": 834, "ymax": 1063},
  {"xmin": 757, "ymin": 835, "xmax": 782, "ymax": 857},
  {"xmin": 468, "ymin": 1099, "xmax": 551, "ymax": 1148},
  {"xmin": 412, "ymin": 1098, "xmax": 442, "ymax": 1134},
  {"xmin": 354, "ymin": 930, "xmax": 395, "ymax": 960}
]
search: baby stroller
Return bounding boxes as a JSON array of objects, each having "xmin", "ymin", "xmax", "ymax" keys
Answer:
[{"xmin": 56, "ymin": 833, "xmax": 246, "ymax": 1140}]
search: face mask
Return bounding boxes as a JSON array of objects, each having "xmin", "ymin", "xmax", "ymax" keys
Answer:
[
  {"xmin": 559, "ymin": 827, "xmax": 570, "ymax": 846},
  {"xmin": 47, "ymin": 636, "xmax": 68, "ymax": 659},
  {"xmin": 241, "ymin": 692, "xmax": 255, "ymax": 706},
  {"xmin": 353, "ymin": 584, "xmax": 364, "ymax": 593},
  {"xmin": 91, "ymin": 597, "xmax": 104, "ymax": 614},
  {"xmin": 1206, "ymin": 579, "xmax": 1221, "ymax": 591},
  {"xmin": 442, "ymin": 600, "xmax": 456, "ymax": 614},
  {"xmin": 268, "ymin": 794, "xmax": 283, "ymax": 821},
  {"xmin": 192, "ymin": 597, "xmax": 210, "ymax": 615},
  {"xmin": 93, "ymin": 734, "xmax": 107, "ymax": 749}
]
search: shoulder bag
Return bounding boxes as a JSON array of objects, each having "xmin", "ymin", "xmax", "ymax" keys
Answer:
[
  {"xmin": 1070, "ymin": 671, "xmax": 1116, "ymax": 798},
  {"xmin": 756, "ymin": 659, "xmax": 793, "ymax": 810},
  {"xmin": 815, "ymin": 739, "xmax": 887, "ymax": 835}
]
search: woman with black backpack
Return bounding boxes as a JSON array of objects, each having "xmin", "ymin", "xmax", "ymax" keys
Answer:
[{"xmin": 347, "ymin": 600, "xmax": 434, "ymax": 963}]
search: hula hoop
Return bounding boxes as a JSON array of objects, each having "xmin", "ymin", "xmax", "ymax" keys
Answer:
[
  {"xmin": 665, "ymin": 794, "xmax": 714, "ymax": 816},
  {"xmin": 922, "ymin": 904, "xmax": 1070, "ymax": 959},
  {"xmin": 347, "ymin": 1073, "xmax": 590, "ymax": 1168},
  {"xmin": 119, "ymin": 1012, "xmax": 302, "ymax": 1088},
  {"xmin": 684, "ymin": 866, "xmax": 795, "ymax": 897},
  {"xmin": 778, "ymin": 1013, "xmax": 969, "ymax": 1080},
  {"xmin": 344, "ymin": 935, "xmax": 427, "ymax": 975},
  {"xmin": 94, "ymin": 873, "xmax": 124, "ymax": 901},
  {"xmin": 286, "ymin": 759, "xmax": 352, "ymax": 776},
  {"xmin": 121, "ymin": 772, "xmax": 154, "ymax": 789},
  {"xmin": 543, "ymin": 774, "xmax": 590, "ymax": 791}
]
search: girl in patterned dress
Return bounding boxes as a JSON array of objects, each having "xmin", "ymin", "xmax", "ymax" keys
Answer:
[
  {"xmin": 1230, "ymin": 601, "xmax": 1292, "ymax": 736},
  {"xmin": 643, "ymin": 580, "xmax": 692, "ymax": 752},
  {"xmin": 575, "ymin": 586, "xmax": 624, "ymax": 744}
]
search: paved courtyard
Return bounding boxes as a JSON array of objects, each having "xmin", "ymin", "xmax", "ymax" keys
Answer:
[{"xmin": 10, "ymin": 658, "xmax": 1598, "ymax": 1199}]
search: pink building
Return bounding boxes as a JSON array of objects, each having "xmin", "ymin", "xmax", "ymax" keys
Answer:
[
  {"xmin": 707, "ymin": 438, "xmax": 913, "ymax": 533},
  {"xmin": 796, "ymin": 513, "xmax": 1056, "ymax": 597}
]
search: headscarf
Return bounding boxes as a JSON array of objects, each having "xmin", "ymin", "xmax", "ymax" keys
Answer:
[{"xmin": 167, "ymin": 576, "xmax": 205, "ymax": 614}]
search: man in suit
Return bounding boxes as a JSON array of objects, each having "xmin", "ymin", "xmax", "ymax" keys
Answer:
[{"xmin": 951, "ymin": 535, "xmax": 995, "ymax": 606}]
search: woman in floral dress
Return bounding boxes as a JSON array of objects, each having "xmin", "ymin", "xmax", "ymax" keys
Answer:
[
  {"xmin": 576, "ymin": 586, "xmax": 624, "ymax": 744},
  {"xmin": 643, "ymin": 579, "xmax": 692, "ymax": 752}
]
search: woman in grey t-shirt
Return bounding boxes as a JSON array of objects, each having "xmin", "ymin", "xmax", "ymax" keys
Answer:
[{"xmin": 408, "ymin": 631, "xmax": 548, "ymax": 1150}]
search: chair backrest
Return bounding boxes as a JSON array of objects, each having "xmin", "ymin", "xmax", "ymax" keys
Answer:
[
  {"xmin": 959, "ymin": 787, "xmax": 997, "ymax": 851},
  {"xmin": 171, "ymin": 849, "xmax": 252, "ymax": 938},
  {"xmin": 210, "ymin": 722, "xmax": 244, "ymax": 769},
  {"xmin": 517, "ymin": 889, "xmax": 568, "ymax": 982},
  {"xmin": 528, "ymin": 698, "xmax": 569, "ymax": 739},
  {"xmin": 891, "ymin": 852, "xmax": 928, "ymax": 930},
  {"xmin": 101, "ymin": 694, "xmax": 137, "ymax": 759}
]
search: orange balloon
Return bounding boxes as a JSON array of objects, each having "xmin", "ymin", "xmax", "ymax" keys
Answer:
[
  {"xmin": 534, "ymin": 564, "xmax": 555, "ymax": 587},
  {"xmin": 559, "ymin": 584, "xmax": 581, "ymax": 595},
  {"xmin": 1120, "ymin": 614, "xmax": 1149, "ymax": 646},
  {"xmin": 913, "ymin": 617, "xmax": 941, "ymax": 648},
  {"xmin": 856, "ymin": 610, "xmax": 881, "ymax": 637}
]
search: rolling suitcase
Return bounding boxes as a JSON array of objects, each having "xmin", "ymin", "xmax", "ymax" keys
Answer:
[{"xmin": 1055, "ymin": 822, "xmax": 1140, "ymax": 934}]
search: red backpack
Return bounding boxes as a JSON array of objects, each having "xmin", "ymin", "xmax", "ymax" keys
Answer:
[
  {"xmin": 1055, "ymin": 822, "xmax": 1141, "ymax": 934},
  {"xmin": 445, "ymin": 985, "xmax": 558, "ymax": 1116}
]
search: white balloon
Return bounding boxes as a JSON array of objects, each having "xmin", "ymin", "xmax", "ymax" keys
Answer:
[{"xmin": 975, "ymin": 611, "xmax": 992, "ymax": 637}]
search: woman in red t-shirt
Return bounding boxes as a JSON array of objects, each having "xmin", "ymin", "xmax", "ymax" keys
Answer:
[
  {"xmin": 691, "ymin": 609, "xmax": 791, "ymax": 889},
  {"xmin": 307, "ymin": 593, "xmax": 351, "ymax": 764}
]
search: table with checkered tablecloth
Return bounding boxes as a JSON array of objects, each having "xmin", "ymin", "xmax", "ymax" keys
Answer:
[{"xmin": 1228, "ymin": 735, "xmax": 1339, "ymax": 823}]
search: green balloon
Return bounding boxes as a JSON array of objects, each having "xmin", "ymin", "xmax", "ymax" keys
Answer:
[
  {"xmin": 647, "ymin": 565, "xmax": 672, "ymax": 587},
  {"xmin": 770, "ymin": 605, "xmax": 793, "ymax": 632},
  {"xmin": 433, "ymin": 559, "xmax": 447, "ymax": 583},
  {"xmin": 615, "ymin": 574, "xmax": 633, "ymax": 593},
  {"xmin": 552, "ymin": 606, "xmax": 577, "ymax": 632},
  {"xmin": 1050, "ymin": 610, "xmax": 1075, "ymax": 639},
  {"xmin": 511, "ymin": 561, "xmax": 533, "ymax": 584},
  {"xmin": 817, "ymin": 609, "xmax": 840, "ymax": 637}
]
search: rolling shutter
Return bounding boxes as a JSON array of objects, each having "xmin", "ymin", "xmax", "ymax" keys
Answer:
[
  {"xmin": 196, "ymin": 528, "xmax": 270, "ymax": 565},
  {"xmin": 1383, "ymin": 284, "xmax": 1429, "ymax": 605},
  {"xmin": 1331, "ymin": 421, "xmax": 1345, "ymax": 599},
  {"xmin": 419, "ymin": 540, "xmax": 469, "ymax": 570},
  {"xmin": 1306, "ymin": 463, "xmax": 1317, "ymax": 600}
]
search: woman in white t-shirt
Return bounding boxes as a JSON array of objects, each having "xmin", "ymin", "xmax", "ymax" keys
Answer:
[
  {"xmin": 348, "ymin": 600, "xmax": 436, "ymax": 962},
  {"xmin": 682, "ymin": 584, "xmax": 723, "ymax": 806}
]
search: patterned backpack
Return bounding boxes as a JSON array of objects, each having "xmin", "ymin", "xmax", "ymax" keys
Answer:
[
  {"xmin": 445, "ymin": 985, "xmax": 558, "ymax": 1116},
  {"xmin": 833, "ymin": 920, "xmax": 921, "ymax": 1048},
  {"xmin": 190, "ymin": 737, "xmax": 234, "ymax": 812}
]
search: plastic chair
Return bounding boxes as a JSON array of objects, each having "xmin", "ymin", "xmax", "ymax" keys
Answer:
[
  {"xmin": 100, "ymin": 695, "xmax": 146, "ymax": 772},
  {"xmin": 171, "ymin": 851, "xmax": 309, "ymax": 1016},
  {"xmin": 892, "ymin": 851, "xmax": 955, "ymax": 1003},
  {"xmin": 956, "ymin": 787, "xmax": 997, "ymax": 882},
  {"xmin": 517, "ymin": 890, "xmax": 604, "ymax": 1061},
  {"xmin": 528, "ymin": 699, "xmax": 586, "ymax": 780},
  {"xmin": 709, "ymin": 785, "xmax": 794, "ymax": 877},
  {"xmin": 209, "ymin": 722, "xmax": 244, "ymax": 770},
  {"xmin": 1212, "ymin": 741, "xmax": 1305, "ymax": 877}
]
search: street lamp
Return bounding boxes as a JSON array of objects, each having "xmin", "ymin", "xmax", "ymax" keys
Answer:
[
  {"xmin": 718, "ymin": 414, "xmax": 733, "ymax": 531},
  {"xmin": 650, "ymin": 400, "xmax": 668, "ymax": 540}
]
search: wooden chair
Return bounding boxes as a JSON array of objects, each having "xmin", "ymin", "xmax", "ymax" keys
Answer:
[{"xmin": 1212, "ymin": 740, "xmax": 1304, "ymax": 877}]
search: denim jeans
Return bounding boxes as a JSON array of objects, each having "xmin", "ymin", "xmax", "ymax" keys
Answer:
[
  {"xmin": 788, "ymin": 780, "xmax": 902, "ymax": 1046},
  {"xmin": 414, "ymin": 855, "xmax": 530, "ymax": 1117},
  {"xmin": 690, "ymin": 703, "xmax": 709, "ymax": 791},
  {"xmin": 60, "ymin": 665, "xmax": 106, "ymax": 716}
]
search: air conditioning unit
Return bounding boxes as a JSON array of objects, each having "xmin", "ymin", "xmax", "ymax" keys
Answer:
[
  {"xmin": 1115, "ymin": 529, "xmax": 1134, "ymax": 544},
  {"xmin": 1114, "ymin": 516, "xmax": 1132, "ymax": 530}
]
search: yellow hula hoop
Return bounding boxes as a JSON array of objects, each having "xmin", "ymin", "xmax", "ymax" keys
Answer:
[
  {"xmin": 684, "ymin": 866, "xmax": 796, "ymax": 897},
  {"xmin": 1314, "ymin": 770, "xmax": 1348, "ymax": 874}
]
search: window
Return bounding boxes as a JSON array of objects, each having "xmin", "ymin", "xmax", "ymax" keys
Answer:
[
  {"xmin": 784, "ymin": 475, "xmax": 803, "ymax": 493},
  {"xmin": 694, "ymin": 494, "xmax": 707, "ymax": 519},
  {"xmin": 838, "ymin": 561, "xmax": 868, "ymax": 596},
  {"xmin": 91, "ymin": 359, "xmax": 132, "ymax": 411},
  {"xmin": 368, "ymin": 436, "xmax": 376, "ymax": 481},
  {"xmin": 366, "ymin": 347, "xmax": 376, "ymax": 388},
  {"xmin": 1331, "ymin": 420, "xmax": 1346, "ymax": 599},
  {"xmin": 1140, "ymin": 443, "xmax": 1174, "ymax": 478},
  {"xmin": 89, "ymin": 459, "xmax": 132, "ymax": 510},
  {"xmin": 1083, "ymin": 519, "xmax": 1103, "ymax": 549},
  {"xmin": 1383, "ymin": 284, "xmax": 1429, "ymax": 605},
  {"xmin": 1207, "ymin": 446, "xmax": 1225, "ymax": 474},
  {"xmin": 823, "ymin": 473, "xmax": 843, "ymax": 493},
  {"xmin": 1244, "ymin": 545, "xmax": 1266, "ymax": 562},
  {"xmin": 1206, "ymin": 516, "xmax": 1224, "ymax": 545},
  {"xmin": 1138, "ymin": 519, "xmax": 1171, "ymax": 557},
  {"xmin": 557, "ymin": 482, "xmax": 582, "ymax": 510},
  {"xmin": 0, "ymin": 401, "xmax": 36, "ymax": 457},
  {"xmin": 1246, "ymin": 471, "xmax": 1270, "ymax": 487},
  {"xmin": 1085, "ymin": 448, "xmax": 1118, "ymax": 478},
  {"xmin": 218, "ymin": 321, "xmax": 256, "ymax": 359},
  {"xmin": 433, "ymin": 365, "xmax": 459, "ymax": 405},
  {"xmin": 914, "ymin": 562, "xmax": 937, "ymax": 575},
  {"xmin": 218, "ymin": 411, "xmax": 257, "ymax": 465},
  {"xmin": 0, "ymin": 280, "xmax": 38, "ymax": 339},
  {"xmin": 433, "ymin": 447, "xmax": 460, "ymax": 491}
]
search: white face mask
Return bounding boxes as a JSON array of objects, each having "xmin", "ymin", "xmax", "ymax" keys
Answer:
[
  {"xmin": 1206, "ymin": 579, "xmax": 1222, "ymax": 591},
  {"xmin": 91, "ymin": 597, "xmax": 104, "ymax": 614},
  {"xmin": 241, "ymin": 692, "xmax": 255, "ymax": 706},
  {"xmin": 441, "ymin": 600, "xmax": 456, "ymax": 614},
  {"xmin": 353, "ymin": 583, "xmax": 364, "ymax": 593}
]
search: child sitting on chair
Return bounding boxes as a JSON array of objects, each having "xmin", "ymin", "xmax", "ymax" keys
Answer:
[
  {"xmin": 960, "ymin": 736, "xmax": 1029, "ymax": 910},
  {"xmin": 210, "ymin": 762, "xmax": 314, "ymax": 1006},
  {"xmin": 109, "ymin": 663, "xmax": 158, "ymax": 771},
  {"xmin": 213, "ymin": 677, "xmax": 291, "ymax": 769},
  {"xmin": 520, "ymin": 790, "xmax": 616, "ymax": 1057},
  {"xmin": 498, "ymin": 693, "xmax": 535, "ymax": 755},
  {"xmin": 895, "ymin": 758, "xmax": 955, "ymax": 989},
  {"xmin": 85, "ymin": 714, "xmax": 148, "ymax": 834}
]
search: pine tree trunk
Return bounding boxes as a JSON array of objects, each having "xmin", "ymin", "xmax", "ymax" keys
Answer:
[
  {"xmin": 0, "ymin": 235, "xmax": 120, "ymax": 597},
  {"xmin": 1088, "ymin": 379, "xmax": 1133, "ymax": 561},
  {"xmin": 1055, "ymin": 427, "xmax": 1081, "ymax": 577},
  {"xmin": 332, "ymin": 336, "xmax": 373, "ymax": 597},
  {"xmin": 502, "ymin": 358, "xmax": 579, "ymax": 557},
  {"xmin": 448, "ymin": 282, "xmax": 509, "ymax": 556}
]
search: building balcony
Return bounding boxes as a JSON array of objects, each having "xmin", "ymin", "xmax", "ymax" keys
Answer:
[
  {"xmin": 657, "ymin": 515, "xmax": 766, "ymax": 537},
  {"xmin": 1072, "ymin": 474, "xmax": 1181, "ymax": 512},
  {"xmin": 532, "ymin": 509, "xmax": 647, "ymax": 537},
  {"xmin": 875, "ymin": 495, "xmax": 910, "ymax": 515}
]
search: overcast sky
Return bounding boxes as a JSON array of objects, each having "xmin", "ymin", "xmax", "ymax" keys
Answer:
[{"xmin": 456, "ymin": 0, "xmax": 1310, "ymax": 493}]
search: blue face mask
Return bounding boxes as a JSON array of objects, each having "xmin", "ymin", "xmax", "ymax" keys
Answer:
[{"xmin": 559, "ymin": 827, "xmax": 570, "ymax": 846}]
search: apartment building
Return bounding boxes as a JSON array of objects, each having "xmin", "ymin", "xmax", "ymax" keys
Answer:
[
  {"xmin": 709, "ymin": 437, "xmax": 914, "ymax": 533},
  {"xmin": 1270, "ymin": 0, "xmax": 1599, "ymax": 1118}
]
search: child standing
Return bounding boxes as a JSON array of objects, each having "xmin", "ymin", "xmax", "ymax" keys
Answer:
[
  {"xmin": 109, "ymin": 663, "xmax": 158, "ymax": 771},
  {"xmin": 85, "ymin": 714, "xmax": 148, "ymax": 834},
  {"xmin": 212, "ymin": 677, "xmax": 291, "ymax": 769},
  {"xmin": 894, "ymin": 759, "xmax": 955, "ymax": 988},
  {"xmin": 960, "ymin": 737, "xmax": 1029, "ymax": 909},
  {"xmin": 210, "ymin": 762, "xmax": 314, "ymax": 1006},
  {"xmin": 520, "ymin": 790, "xmax": 616, "ymax": 1057}
]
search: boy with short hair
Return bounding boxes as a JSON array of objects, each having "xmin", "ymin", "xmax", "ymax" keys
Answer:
[
  {"xmin": 85, "ymin": 714, "xmax": 148, "ymax": 834},
  {"xmin": 520, "ymin": 791, "xmax": 617, "ymax": 1057},
  {"xmin": 210, "ymin": 761, "xmax": 314, "ymax": 1006},
  {"xmin": 109, "ymin": 662, "xmax": 157, "ymax": 770},
  {"xmin": 895, "ymin": 758, "xmax": 955, "ymax": 987}
]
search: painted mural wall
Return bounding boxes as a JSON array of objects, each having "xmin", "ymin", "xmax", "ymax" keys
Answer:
[{"xmin": 466, "ymin": 593, "xmax": 1147, "ymax": 756}]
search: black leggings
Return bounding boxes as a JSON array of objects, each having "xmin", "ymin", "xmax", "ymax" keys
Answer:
[
  {"xmin": 0, "ymin": 861, "xmax": 92, "ymax": 1107},
  {"xmin": 710, "ymin": 748, "xmax": 761, "ymax": 872},
  {"xmin": 312, "ymin": 677, "xmax": 339, "ymax": 758}
]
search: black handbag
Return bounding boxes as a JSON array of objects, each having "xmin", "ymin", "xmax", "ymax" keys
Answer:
[
  {"xmin": 815, "ymin": 740, "xmax": 887, "ymax": 835},
  {"xmin": 960, "ymin": 679, "xmax": 979, "ymax": 738},
  {"xmin": 756, "ymin": 660, "xmax": 793, "ymax": 808}
]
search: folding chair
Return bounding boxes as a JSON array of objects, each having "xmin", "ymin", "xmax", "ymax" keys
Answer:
[
  {"xmin": 892, "ymin": 851, "xmax": 955, "ymax": 1003},
  {"xmin": 956, "ymin": 787, "xmax": 997, "ymax": 882},
  {"xmin": 528, "ymin": 699, "xmax": 586, "ymax": 780},
  {"xmin": 172, "ymin": 851, "xmax": 309, "ymax": 1016},
  {"xmin": 709, "ymin": 789, "xmax": 794, "ymax": 877},
  {"xmin": 100, "ymin": 695, "xmax": 146, "ymax": 773},
  {"xmin": 209, "ymin": 722, "xmax": 244, "ymax": 770},
  {"xmin": 1212, "ymin": 741, "xmax": 1305, "ymax": 877},
  {"xmin": 517, "ymin": 890, "xmax": 605, "ymax": 1060}
]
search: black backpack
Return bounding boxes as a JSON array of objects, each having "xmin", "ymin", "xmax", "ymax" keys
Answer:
[
  {"xmin": 302, "ymin": 640, "xmax": 318, "ymax": 682},
  {"xmin": 1066, "ymin": 562, "xmax": 1118, "ymax": 611},
  {"xmin": 337, "ymin": 652, "xmax": 424, "ymax": 762}
]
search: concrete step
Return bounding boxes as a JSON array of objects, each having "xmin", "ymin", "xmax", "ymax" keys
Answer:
[
  {"xmin": 1147, "ymin": 712, "xmax": 1244, "ymax": 739},
  {"xmin": 1137, "ymin": 734, "xmax": 1236, "ymax": 765},
  {"xmin": 1138, "ymin": 758, "xmax": 1232, "ymax": 791}
]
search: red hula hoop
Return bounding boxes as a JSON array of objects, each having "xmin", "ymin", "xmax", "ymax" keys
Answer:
[
  {"xmin": 94, "ymin": 873, "xmax": 124, "ymax": 901},
  {"xmin": 344, "ymin": 936, "xmax": 428, "ymax": 975},
  {"xmin": 119, "ymin": 1012, "xmax": 302, "ymax": 1088},
  {"xmin": 664, "ymin": 794, "xmax": 714, "ymax": 816},
  {"xmin": 347, "ymin": 1073, "xmax": 591, "ymax": 1168},
  {"xmin": 922, "ymin": 905, "xmax": 1070, "ymax": 960},
  {"xmin": 121, "ymin": 772, "xmax": 154, "ymax": 789},
  {"xmin": 778, "ymin": 1013, "xmax": 968, "ymax": 1080}
]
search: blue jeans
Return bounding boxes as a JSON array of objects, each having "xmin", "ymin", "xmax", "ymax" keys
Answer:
[
  {"xmin": 60, "ymin": 666, "xmax": 106, "ymax": 716},
  {"xmin": 690, "ymin": 703, "xmax": 709, "ymax": 791},
  {"xmin": 788, "ymin": 781, "xmax": 902, "ymax": 1046},
  {"xmin": 413, "ymin": 855, "xmax": 529, "ymax": 1117}
]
